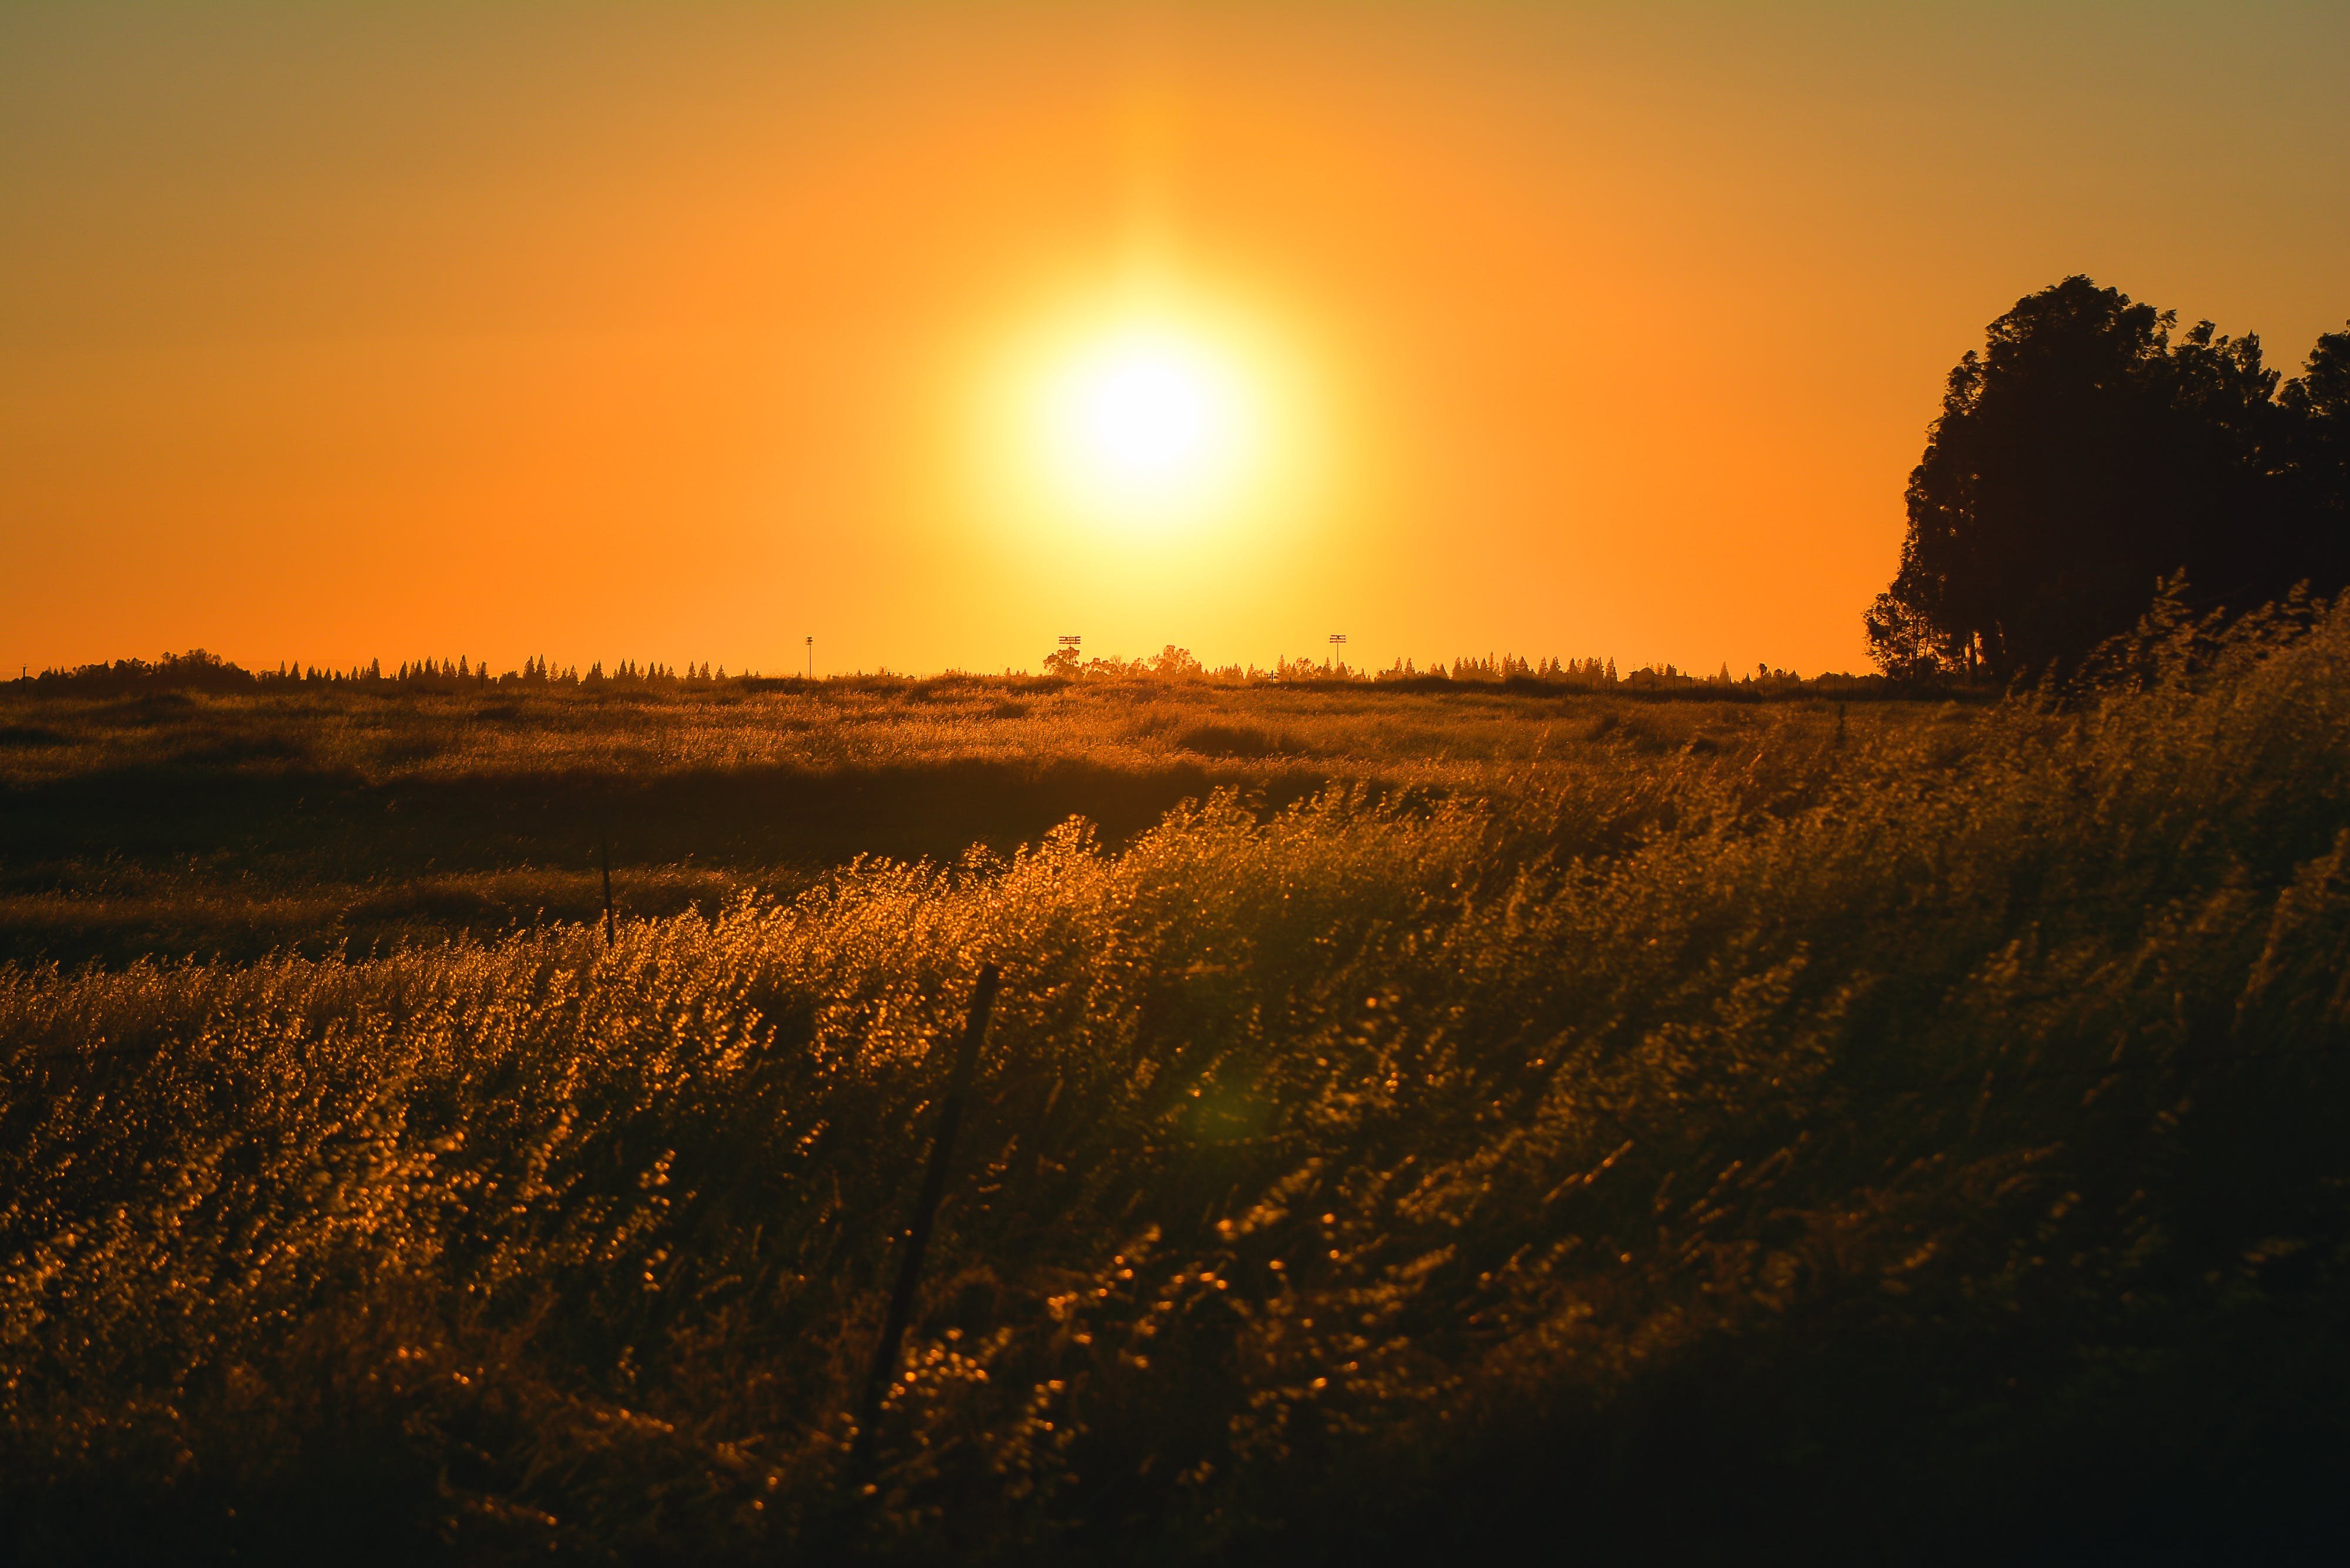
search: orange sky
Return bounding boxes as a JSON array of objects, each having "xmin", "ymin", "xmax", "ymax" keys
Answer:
[{"xmin": 5, "ymin": 2, "xmax": 2348, "ymax": 678}]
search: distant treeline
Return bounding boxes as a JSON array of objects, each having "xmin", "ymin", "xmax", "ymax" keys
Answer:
[
  {"xmin": 12, "ymin": 646, "xmax": 1885, "ymax": 699},
  {"xmin": 11, "ymin": 650, "xmax": 725, "ymax": 696},
  {"xmin": 1026, "ymin": 642, "xmax": 1877, "ymax": 693}
]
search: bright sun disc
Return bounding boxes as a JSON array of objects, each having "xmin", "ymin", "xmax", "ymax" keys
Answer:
[
  {"xmin": 1034, "ymin": 325, "xmax": 1257, "ymax": 527},
  {"xmin": 1078, "ymin": 353, "xmax": 1213, "ymax": 476}
]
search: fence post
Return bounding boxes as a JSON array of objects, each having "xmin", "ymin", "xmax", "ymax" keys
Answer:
[
  {"xmin": 598, "ymin": 831, "xmax": 616, "ymax": 948},
  {"xmin": 850, "ymin": 962, "xmax": 1003, "ymax": 1485}
]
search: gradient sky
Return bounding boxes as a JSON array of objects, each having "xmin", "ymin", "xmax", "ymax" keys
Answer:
[{"xmin": 5, "ymin": 2, "xmax": 2348, "ymax": 678}]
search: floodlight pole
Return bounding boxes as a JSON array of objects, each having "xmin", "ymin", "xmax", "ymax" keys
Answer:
[{"xmin": 805, "ymin": 635, "xmax": 813, "ymax": 680}]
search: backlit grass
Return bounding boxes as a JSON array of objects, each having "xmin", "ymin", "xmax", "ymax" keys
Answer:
[{"xmin": 4, "ymin": 611, "xmax": 2345, "ymax": 1562}]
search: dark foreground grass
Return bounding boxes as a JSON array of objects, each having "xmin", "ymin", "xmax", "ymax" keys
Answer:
[{"xmin": 3, "ymin": 614, "xmax": 2347, "ymax": 1563}]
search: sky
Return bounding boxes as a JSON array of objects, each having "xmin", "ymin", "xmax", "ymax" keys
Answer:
[{"xmin": 4, "ymin": 2, "xmax": 2348, "ymax": 679}]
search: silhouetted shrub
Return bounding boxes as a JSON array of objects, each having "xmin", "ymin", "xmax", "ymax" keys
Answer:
[{"xmin": 1177, "ymin": 721, "xmax": 1287, "ymax": 758}]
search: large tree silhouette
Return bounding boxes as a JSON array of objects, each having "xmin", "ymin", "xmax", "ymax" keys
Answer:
[
  {"xmin": 2280, "ymin": 323, "xmax": 2350, "ymax": 577},
  {"xmin": 1868, "ymin": 277, "xmax": 2348, "ymax": 677}
]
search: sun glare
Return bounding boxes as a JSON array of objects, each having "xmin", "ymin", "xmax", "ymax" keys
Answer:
[
  {"xmin": 1020, "ymin": 317, "xmax": 1267, "ymax": 532},
  {"xmin": 1058, "ymin": 334, "xmax": 1228, "ymax": 480},
  {"xmin": 964, "ymin": 287, "xmax": 1324, "ymax": 563}
]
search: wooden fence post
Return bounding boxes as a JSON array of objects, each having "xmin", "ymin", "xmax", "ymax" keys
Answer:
[
  {"xmin": 849, "ymin": 962, "xmax": 1003, "ymax": 1485},
  {"xmin": 598, "ymin": 831, "xmax": 616, "ymax": 948}
]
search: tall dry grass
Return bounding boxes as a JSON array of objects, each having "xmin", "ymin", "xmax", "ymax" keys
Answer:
[
  {"xmin": 1, "ymin": 673, "xmax": 1882, "ymax": 968},
  {"xmin": 3, "ymin": 605, "xmax": 2347, "ymax": 1562}
]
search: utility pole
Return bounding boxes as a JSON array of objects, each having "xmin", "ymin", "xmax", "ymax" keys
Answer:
[
  {"xmin": 1327, "ymin": 632, "xmax": 1347, "ymax": 673},
  {"xmin": 805, "ymin": 635, "xmax": 813, "ymax": 680}
]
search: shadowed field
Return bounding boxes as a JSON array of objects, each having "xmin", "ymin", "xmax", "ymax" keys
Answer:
[
  {"xmin": 0, "ymin": 679, "xmax": 1903, "ymax": 966},
  {"xmin": 5, "ymin": 629, "xmax": 2344, "ymax": 1564}
]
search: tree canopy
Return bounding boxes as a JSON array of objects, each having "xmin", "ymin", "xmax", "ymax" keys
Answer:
[{"xmin": 1868, "ymin": 276, "xmax": 2350, "ymax": 677}]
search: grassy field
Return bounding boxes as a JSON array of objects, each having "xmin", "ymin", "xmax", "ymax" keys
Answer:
[
  {"xmin": 4, "ymin": 622, "xmax": 2347, "ymax": 1564},
  {"xmin": 0, "ymin": 674, "xmax": 1882, "ymax": 968}
]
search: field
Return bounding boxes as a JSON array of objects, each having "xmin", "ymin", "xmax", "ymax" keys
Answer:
[
  {"xmin": 4, "ymin": 620, "xmax": 2348, "ymax": 1563},
  {"xmin": 0, "ymin": 671, "xmax": 1866, "ymax": 969}
]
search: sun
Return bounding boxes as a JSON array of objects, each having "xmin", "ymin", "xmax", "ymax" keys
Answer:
[
  {"xmin": 1029, "ymin": 320, "xmax": 1261, "ymax": 529},
  {"xmin": 1056, "ymin": 333, "xmax": 1227, "ymax": 482},
  {"xmin": 963, "ymin": 288, "xmax": 1321, "ymax": 556}
]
